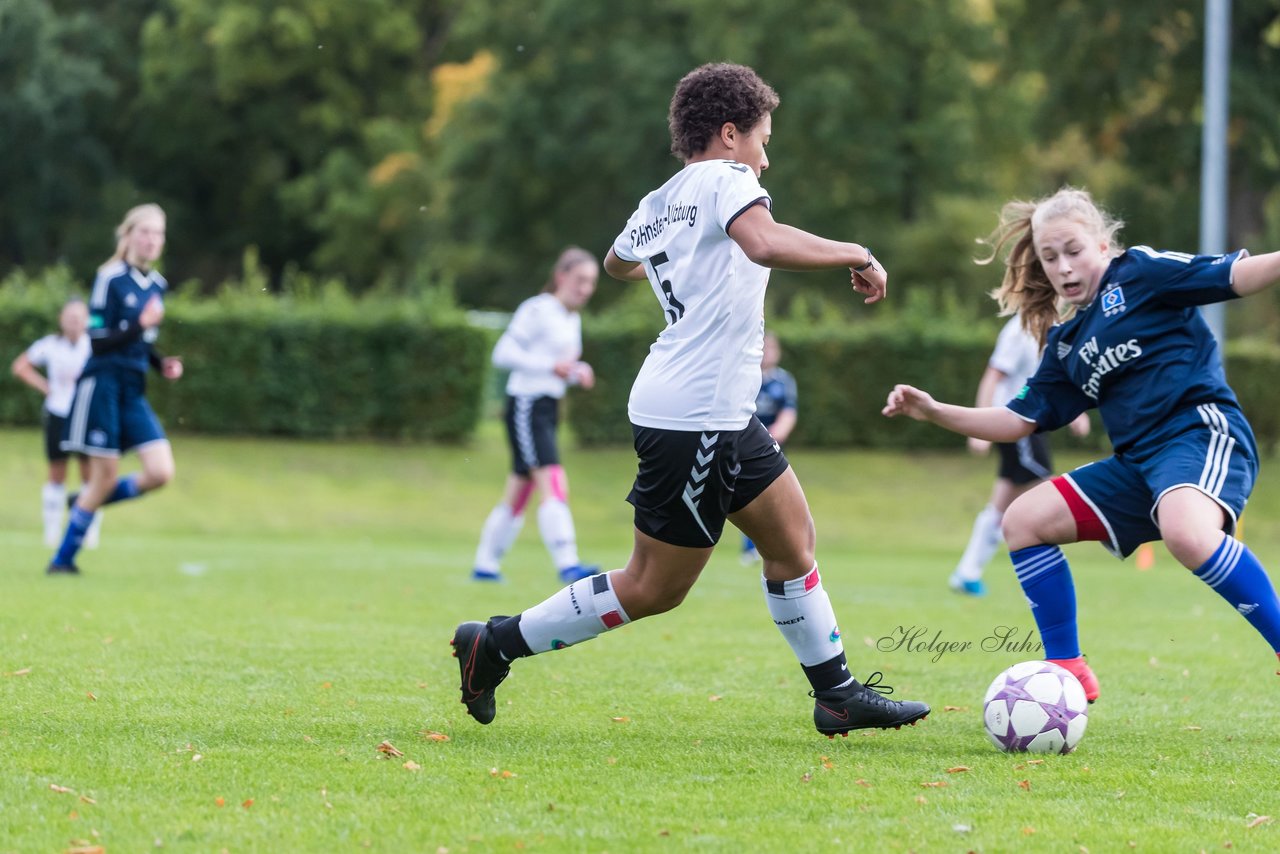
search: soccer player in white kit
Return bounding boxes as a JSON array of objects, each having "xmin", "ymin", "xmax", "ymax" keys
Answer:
[
  {"xmin": 471, "ymin": 247, "xmax": 600, "ymax": 584},
  {"xmin": 10, "ymin": 299, "xmax": 102, "ymax": 547},
  {"xmin": 452, "ymin": 63, "xmax": 929, "ymax": 738},
  {"xmin": 949, "ymin": 314, "xmax": 1089, "ymax": 595}
]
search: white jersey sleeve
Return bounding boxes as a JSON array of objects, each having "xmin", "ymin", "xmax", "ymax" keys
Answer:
[
  {"xmin": 25, "ymin": 335, "xmax": 56, "ymax": 368},
  {"xmin": 493, "ymin": 294, "xmax": 582, "ymax": 399},
  {"xmin": 612, "ymin": 161, "xmax": 774, "ymax": 431},
  {"xmin": 989, "ymin": 314, "xmax": 1043, "ymax": 406}
]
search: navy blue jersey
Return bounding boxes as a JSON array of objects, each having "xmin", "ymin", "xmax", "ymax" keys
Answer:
[
  {"xmin": 84, "ymin": 261, "xmax": 167, "ymax": 376},
  {"xmin": 1008, "ymin": 246, "xmax": 1250, "ymax": 458},
  {"xmin": 755, "ymin": 366, "xmax": 797, "ymax": 430}
]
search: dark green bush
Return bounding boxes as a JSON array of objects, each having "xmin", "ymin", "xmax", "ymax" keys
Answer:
[{"xmin": 0, "ymin": 268, "xmax": 490, "ymax": 441}]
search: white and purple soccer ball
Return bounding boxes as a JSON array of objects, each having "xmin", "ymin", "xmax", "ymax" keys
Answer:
[{"xmin": 983, "ymin": 660, "xmax": 1088, "ymax": 754}]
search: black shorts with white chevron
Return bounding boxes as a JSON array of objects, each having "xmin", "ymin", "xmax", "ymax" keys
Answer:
[{"xmin": 627, "ymin": 416, "xmax": 789, "ymax": 547}]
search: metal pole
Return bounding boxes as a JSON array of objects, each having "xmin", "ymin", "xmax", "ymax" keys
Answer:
[{"xmin": 1200, "ymin": 0, "xmax": 1230, "ymax": 346}]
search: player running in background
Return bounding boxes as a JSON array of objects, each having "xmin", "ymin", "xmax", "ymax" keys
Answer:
[
  {"xmin": 453, "ymin": 63, "xmax": 929, "ymax": 738},
  {"xmin": 11, "ymin": 298, "xmax": 101, "ymax": 548},
  {"xmin": 741, "ymin": 330, "xmax": 797, "ymax": 563},
  {"xmin": 47, "ymin": 204, "xmax": 183, "ymax": 575},
  {"xmin": 948, "ymin": 314, "xmax": 1089, "ymax": 596},
  {"xmin": 471, "ymin": 246, "xmax": 601, "ymax": 585},
  {"xmin": 884, "ymin": 187, "xmax": 1280, "ymax": 701}
]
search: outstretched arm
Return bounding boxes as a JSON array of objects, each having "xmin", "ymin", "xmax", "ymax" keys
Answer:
[
  {"xmin": 882, "ymin": 384, "xmax": 1037, "ymax": 443},
  {"xmin": 727, "ymin": 205, "xmax": 883, "ymax": 304},
  {"xmin": 1231, "ymin": 250, "xmax": 1280, "ymax": 297}
]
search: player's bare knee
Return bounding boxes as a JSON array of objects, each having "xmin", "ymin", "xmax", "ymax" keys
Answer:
[{"xmin": 1160, "ymin": 526, "xmax": 1221, "ymax": 570}]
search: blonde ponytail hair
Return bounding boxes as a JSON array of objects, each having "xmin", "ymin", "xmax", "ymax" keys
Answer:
[
  {"xmin": 104, "ymin": 203, "xmax": 166, "ymax": 269},
  {"xmin": 976, "ymin": 188, "xmax": 1123, "ymax": 347}
]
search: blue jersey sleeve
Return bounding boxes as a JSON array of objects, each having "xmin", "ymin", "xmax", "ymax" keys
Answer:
[
  {"xmin": 1005, "ymin": 327, "xmax": 1094, "ymax": 431},
  {"xmin": 1124, "ymin": 246, "xmax": 1246, "ymax": 308}
]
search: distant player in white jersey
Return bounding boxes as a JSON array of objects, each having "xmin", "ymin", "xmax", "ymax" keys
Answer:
[
  {"xmin": 471, "ymin": 246, "xmax": 600, "ymax": 585},
  {"xmin": 949, "ymin": 314, "xmax": 1089, "ymax": 595},
  {"xmin": 452, "ymin": 63, "xmax": 930, "ymax": 738},
  {"xmin": 10, "ymin": 299, "xmax": 102, "ymax": 547}
]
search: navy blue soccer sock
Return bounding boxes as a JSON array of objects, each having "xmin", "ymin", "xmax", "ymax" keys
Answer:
[
  {"xmin": 102, "ymin": 474, "xmax": 142, "ymax": 507},
  {"xmin": 1010, "ymin": 545, "xmax": 1080, "ymax": 660},
  {"xmin": 1194, "ymin": 535, "xmax": 1280, "ymax": 653},
  {"xmin": 52, "ymin": 506, "xmax": 95, "ymax": 567}
]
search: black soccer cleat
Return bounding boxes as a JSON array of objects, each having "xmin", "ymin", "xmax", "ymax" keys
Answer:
[
  {"xmin": 45, "ymin": 562, "xmax": 81, "ymax": 576},
  {"xmin": 450, "ymin": 620, "xmax": 511, "ymax": 725},
  {"xmin": 812, "ymin": 671, "xmax": 930, "ymax": 737}
]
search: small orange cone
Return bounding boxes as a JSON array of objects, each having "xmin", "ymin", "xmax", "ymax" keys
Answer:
[{"xmin": 1135, "ymin": 542, "xmax": 1155, "ymax": 571}]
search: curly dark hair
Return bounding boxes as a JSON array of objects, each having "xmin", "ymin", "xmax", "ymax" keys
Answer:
[{"xmin": 668, "ymin": 63, "xmax": 780, "ymax": 160}]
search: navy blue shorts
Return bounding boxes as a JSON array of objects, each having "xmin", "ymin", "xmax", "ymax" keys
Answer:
[
  {"xmin": 1058, "ymin": 404, "xmax": 1257, "ymax": 558},
  {"xmin": 62, "ymin": 370, "xmax": 167, "ymax": 458}
]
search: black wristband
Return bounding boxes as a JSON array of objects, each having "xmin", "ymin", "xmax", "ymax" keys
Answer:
[{"xmin": 853, "ymin": 250, "xmax": 875, "ymax": 273}]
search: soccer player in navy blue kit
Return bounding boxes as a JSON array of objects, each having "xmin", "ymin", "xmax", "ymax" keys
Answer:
[
  {"xmin": 452, "ymin": 63, "xmax": 929, "ymax": 738},
  {"xmin": 885, "ymin": 187, "xmax": 1280, "ymax": 702},
  {"xmin": 741, "ymin": 331, "xmax": 797, "ymax": 563},
  {"xmin": 47, "ymin": 204, "xmax": 183, "ymax": 575}
]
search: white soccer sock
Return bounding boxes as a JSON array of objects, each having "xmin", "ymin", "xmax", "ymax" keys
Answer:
[
  {"xmin": 473, "ymin": 503, "xmax": 525, "ymax": 572},
  {"xmin": 954, "ymin": 504, "xmax": 1002, "ymax": 582},
  {"xmin": 763, "ymin": 565, "xmax": 847, "ymax": 667},
  {"xmin": 42, "ymin": 482, "xmax": 66, "ymax": 547},
  {"xmin": 537, "ymin": 499, "xmax": 581, "ymax": 570},
  {"xmin": 516, "ymin": 570, "xmax": 631, "ymax": 654},
  {"xmin": 83, "ymin": 511, "xmax": 103, "ymax": 549}
]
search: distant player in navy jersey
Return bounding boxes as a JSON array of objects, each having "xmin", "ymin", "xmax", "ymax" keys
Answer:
[
  {"xmin": 471, "ymin": 246, "xmax": 600, "ymax": 585},
  {"xmin": 47, "ymin": 204, "xmax": 183, "ymax": 575},
  {"xmin": 885, "ymin": 187, "xmax": 1280, "ymax": 702},
  {"xmin": 11, "ymin": 299, "xmax": 101, "ymax": 547},
  {"xmin": 453, "ymin": 63, "xmax": 930, "ymax": 737},
  {"xmin": 948, "ymin": 314, "xmax": 1090, "ymax": 596},
  {"xmin": 741, "ymin": 331, "xmax": 797, "ymax": 563}
]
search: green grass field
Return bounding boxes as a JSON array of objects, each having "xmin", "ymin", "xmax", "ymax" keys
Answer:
[{"xmin": 2, "ymin": 424, "xmax": 1279, "ymax": 852}]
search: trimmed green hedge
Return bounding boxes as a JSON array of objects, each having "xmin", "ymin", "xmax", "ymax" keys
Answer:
[
  {"xmin": 0, "ymin": 270, "xmax": 491, "ymax": 441},
  {"xmin": 572, "ymin": 314, "xmax": 1280, "ymax": 453}
]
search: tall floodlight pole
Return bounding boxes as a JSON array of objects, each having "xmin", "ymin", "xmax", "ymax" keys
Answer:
[{"xmin": 1200, "ymin": 0, "xmax": 1231, "ymax": 346}]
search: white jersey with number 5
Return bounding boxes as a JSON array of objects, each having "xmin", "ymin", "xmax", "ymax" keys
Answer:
[{"xmin": 611, "ymin": 160, "xmax": 772, "ymax": 431}]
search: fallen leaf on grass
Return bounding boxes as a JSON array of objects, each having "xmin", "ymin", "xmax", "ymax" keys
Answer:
[
  {"xmin": 1022, "ymin": 827, "xmax": 1036, "ymax": 835},
  {"xmin": 215, "ymin": 797, "xmax": 225, "ymax": 807},
  {"xmin": 242, "ymin": 799, "xmax": 254, "ymax": 809},
  {"xmin": 943, "ymin": 705, "xmax": 968, "ymax": 712},
  {"xmin": 1246, "ymin": 815, "xmax": 1272, "ymax": 829},
  {"xmin": 611, "ymin": 716, "xmax": 631, "ymax": 723},
  {"xmin": 915, "ymin": 795, "xmax": 927, "ymax": 804},
  {"xmin": 4, "ymin": 668, "xmax": 32, "ymax": 677},
  {"xmin": 920, "ymin": 781, "xmax": 948, "ymax": 788},
  {"xmin": 79, "ymin": 795, "xmax": 96, "ymax": 805},
  {"xmin": 800, "ymin": 773, "xmax": 812, "ymax": 783},
  {"xmin": 1184, "ymin": 725, "xmax": 1203, "ymax": 732},
  {"xmin": 489, "ymin": 768, "xmax": 516, "ymax": 778},
  {"xmin": 192, "ymin": 754, "xmax": 203, "ymax": 762},
  {"xmin": 376, "ymin": 741, "xmax": 404, "ymax": 758},
  {"xmin": 65, "ymin": 846, "xmax": 104, "ymax": 854},
  {"xmin": 1018, "ymin": 780, "xmax": 1031, "ymax": 791},
  {"xmin": 50, "ymin": 784, "xmax": 74, "ymax": 794},
  {"xmin": 419, "ymin": 730, "xmax": 450, "ymax": 742},
  {"xmin": 404, "ymin": 761, "xmax": 422, "ymax": 772},
  {"xmin": 820, "ymin": 756, "xmax": 834, "ymax": 770},
  {"xmin": 946, "ymin": 766, "xmax": 971, "ymax": 774},
  {"xmin": 86, "ymin": 693, "xmax": 96, "ymax": 701},
  {"xmin": 708, "ymin": 695, "xmax": 722, "ymax": 702},
  {"xmin": 854, "ymin": 779, "xmax": 871, "ymax": 788},
  {"xmin": 1026, "ymin": 759, "xmax": 1044, "ymax": 765}
]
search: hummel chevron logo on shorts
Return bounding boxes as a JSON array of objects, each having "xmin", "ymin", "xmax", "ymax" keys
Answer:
[{"xmin": 682, "ymin": 432, "xmax": 718, "ymax": 544}]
